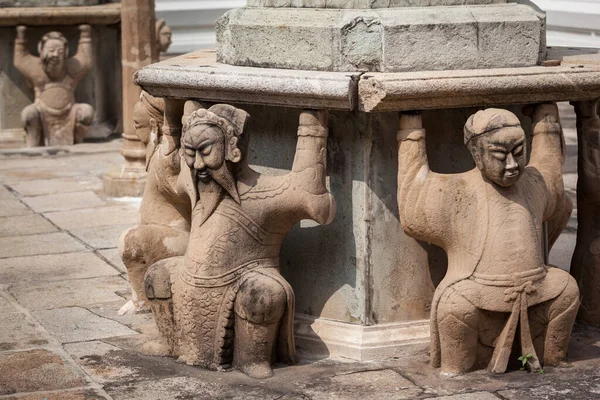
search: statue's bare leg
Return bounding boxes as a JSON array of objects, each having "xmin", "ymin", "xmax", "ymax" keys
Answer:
[
  {"xmin": 22, "ymin": 104, "xmax": 42, "ymax": 147},
  {"xmin": 142, "ymin": 257, "xmax": 180, "ymax": 356},
  {"xmin": 529, "ymin": 274, "xmax": 580, "ymax": 366},
  {"xmin": 233, "ymin": 273, "xmax": 287, "ymax": 379},
  {"xmin": 119, "ymin": 224, "xmax": 189, "ymax": 313},
  {"xmin": 437, "ymin": 286, "xmax": 482, "ymax": 375},
  {"xmin": 73, "ymin": 103, "xmax": 94, "ymax": 144}
]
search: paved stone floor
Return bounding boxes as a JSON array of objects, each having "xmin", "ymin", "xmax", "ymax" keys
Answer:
[{"xmin": 0, "ymin": 104, "xmax": 598, "ymax": 399}]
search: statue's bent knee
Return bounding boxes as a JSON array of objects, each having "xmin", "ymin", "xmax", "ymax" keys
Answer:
[
  {"xmin": 235, "ymin": 275, "xmax": 287, "ymax": 325},
  {"xmin": 75, "ymin": 103, "xmax": 94, "ymax": 126},
  {"xmin": 21, "ymin": 104, "xmax": 40, "ymax": 126},
  {"xmin": 144, "ymin": 259, "xmax": 173, "ymax": 300}
]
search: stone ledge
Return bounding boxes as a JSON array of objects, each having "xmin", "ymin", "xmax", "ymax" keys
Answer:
[
  {"xmin": 135, "ymin": 51, "xmax": 359, "ymax": 111},
  {"xmin": 247, "ymin": 0, "xmax": 506, "ymax": 7},
  {"xmin": 0, "ymin": 3, "xmax": 121, "ymax": 27},
  {"xmin": 359, "ymin": 65, "xmax": 600, "ymax": 112},
  {"xmin": 295, "ymin": 314, "xmax": 430, "ymax": 361}
]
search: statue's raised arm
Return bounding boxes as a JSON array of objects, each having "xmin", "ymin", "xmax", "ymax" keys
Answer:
[
  {"xmin": 13, "ymin": 25, "xmax": 40, "ymax": 84},
  {"xmin": 67, "ymin": 24, "xmax": 93, "ymax": 83},
  {"xmin": 525, "ymin": 103, "xmax": 566, "ymax": 221}
]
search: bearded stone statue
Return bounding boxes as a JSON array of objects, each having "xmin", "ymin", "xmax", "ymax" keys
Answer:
[
  {"xmin": 14, "ymin": 25, "xmax": 94, "ymax": 147},
  {"xmin": 142, "ymin": 104, "xmax": 336, "ymax": 379},
  {"xmin": 397, "ymin": 104, "xmax": 580, "ymax": 375}
]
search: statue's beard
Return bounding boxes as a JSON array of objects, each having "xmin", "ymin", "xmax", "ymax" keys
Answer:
[
  {"xmin": 194, "ymin": 163, "xmax": 239, "ymax": 225},
  {"xmin": 42, "ymin": 56, "xmax": 65, "ymax": 80}
]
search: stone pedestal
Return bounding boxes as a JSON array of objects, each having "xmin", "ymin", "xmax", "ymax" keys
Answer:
[
  {"xmin": 103, "ymin": 0, "xmax": 157, "ymax": 197},
  {"xmin": 134, "ymin": 0, "xmax": 600, "ymax": 360},
  {"xmin": 0, "ymin": 3, "xmax": 122, "ymax": 147}
]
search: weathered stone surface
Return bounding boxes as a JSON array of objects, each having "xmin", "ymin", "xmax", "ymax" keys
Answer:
[
  {"xmin": 436, "ymin": 394, "xmax": 501, "ymax": 400},
  {"xmin": 22, "ymin": 191, "xmax": 105, "ymax": 213},
  {"xmin": 33, "ymin": 307, "xmax": 138, "ymax": 343},
  {"xmin": 0, "ymin": 3, "xmax": 121, "ymax": 27},
  {"xmin": 11, "ymin": 276, "xmax": 127, "ymax": 310},
  {"xmin": 304, "ymin": 369, "xmax": 422, "ymax": 399},
  {"xmin": 0, "ymin": 214, "xmax": 57, "ymax": 237},
  {"xmin": 44, "ymin": 205, "xmax": 140, "ymax": 230},
  {"xmin": 64, "ymin": 341, "xmax": 138, "ymax": 384},
  {"xmin": 0, "ymin": 232, "xmax": 85, "ymax": 258},
  {"xmin": 216, "ymin": 4, "xmax": 543, "ymax": 72},
  {"xmin": 71, "ymin": 224, "xmax": 134, "ymax": 249},
  {"xmin": 0, "ymin": 0, "xmax": 100, "ymax": 7},
  {"xmin": 98, "ymin": 248, "xmax": 126, "ymax": 273},
  {"xmin": 247, "ymin": 0, "xmax": 506, "ymax": 6},
  {"xmin": 9, "ymin": 176, "xmax": 103, "ymax": 197},
  {"xmin": 0, "ymin": 252, "xmax": 119, "ymax": 284},
  {"xmin": 0, "ymin": 350, "xmax": 85, "ymax": 395},
  {"xmin": 0, "ymin": 311, "xmax": 48, "ymax": 351},
  {"xmin": 135, "ymin": 51, "xmax": 359, "ymax": 111},
  {"xmin": 359, "ymin": 66, "xmax": 600, "ymax": 112},
  {"xmin": 2, "ymin": 389, "xmax": 108, "ymax": 400},
  {"xmin": 0, "ymin": 197, "xmax": 31, "ymax": 217}
]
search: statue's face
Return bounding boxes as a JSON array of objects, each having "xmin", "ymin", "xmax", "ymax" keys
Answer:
[
  {"xmin": 132, "ymin": 102, "xmax": 156, "ymax": 146},
  {"xmin": 158, "ymin": 25, "xmax": 172, "ymax": 53},
  {"xmin": 469, "ymin": 127, "xmax": 526, "ymax": 187},
  {"xmin": 183, "ymin": 125, "xmax": 226, "ymax": 183},
  {"xmin": 41, "ymin": 38, "xmax": 66, "ymax": 73}
]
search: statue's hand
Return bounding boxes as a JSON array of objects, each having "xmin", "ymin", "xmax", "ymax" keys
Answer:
[
  {"xmin": 16, "ymin": 25, "xmax": 27, "ymax": 40},
  {"xmin": 523, "ymin": 103, "xmax": 559, "ymax": 124},
  {"xmin": 397, "ymin": 111, "xmax": 423, "ymax": 142},
  {"xmin": 79, "ymin": 24, "xmax": 92, "ymax": 39}
]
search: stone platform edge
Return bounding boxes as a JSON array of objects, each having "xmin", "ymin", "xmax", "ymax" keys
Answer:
[
  {"xmin": 0, "ymin": 3, "xmax": 121, "ymax": 27},
  {"xmin": 135, "ymin": 49, "xmax": 600, "ymax": 113},
  {"xmin": 294, "ymin": 314, "xmax": 430, "ymax": 361}
]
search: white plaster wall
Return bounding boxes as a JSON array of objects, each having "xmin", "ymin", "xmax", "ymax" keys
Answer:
[
  {"xmin": 155, "ymin": 0, "xmax": 244, "ymax": 54},
  {"xmin": 533, "ymin": 0, "xmax": 600, "ymax": 48}
]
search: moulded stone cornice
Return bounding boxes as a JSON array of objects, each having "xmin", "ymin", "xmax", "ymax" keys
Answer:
[
  {"xmin": 0, "ymin": 3, "xmax": 121, "ymax": 26},
  {"xmin": 135, "ymin": 51, "xmax": 360, "ymax": 111}
]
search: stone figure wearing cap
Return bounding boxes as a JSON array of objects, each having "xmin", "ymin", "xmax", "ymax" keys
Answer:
[
  {"xmin": 14, "ymin": 25, "xmax": 94, "ymax": 147},
  {"xmin": 397, "ymin": 104, "xmax": 579, "ymax": 375},
  {"xmin": 142, "ymin": 104, "xmax": 336, "ymax": 379}
]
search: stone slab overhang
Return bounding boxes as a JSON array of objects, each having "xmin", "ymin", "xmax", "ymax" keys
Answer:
[
  {"xmin": 135, "ymin": 48, "xmax": 600, "ymax": 113},
  {"xmin": 0, "ymin": 3, "xmax": 121, "ymax": 26}
]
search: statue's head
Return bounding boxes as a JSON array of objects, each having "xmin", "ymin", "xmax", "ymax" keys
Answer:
[
  {"xmin": 464, "ymin": 108, "xmax": 526, "ymax": 187},
  {"xmin": 156, "ymin": 19, "xmax": 172, "ymax": 54},
  {"xmin": 133, "ymin": 91, "xmax": 164, "ymax": 146},
  {"xmin": 39, "ymin": 32, "xmax": 68, "ymax": 80},
  {"xmin": 181, "ymin": 105, "xmax": 249, "ymax": 204}
]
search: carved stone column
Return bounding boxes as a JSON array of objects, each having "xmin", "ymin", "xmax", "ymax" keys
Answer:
[
  {"xmin": 103, "ymin": 0, "xmax": 158, "ymax": 197},
  {"xmin": 571, "ymin": 99, "xmax": 600, "ymax": 325}
]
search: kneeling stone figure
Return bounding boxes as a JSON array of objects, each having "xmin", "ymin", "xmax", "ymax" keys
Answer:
[
  {"xmin": 397, "ymin": 104, "xmax": 579, "ymax": 375},
  {"xmin": 143, "ymin": 105, "xmax": 336, "ymax": 379}
]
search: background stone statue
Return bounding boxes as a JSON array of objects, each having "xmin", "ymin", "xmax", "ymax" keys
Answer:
[
  {"xmin": 155, "ymin": 19, "xmax": 172, "ymax": 54},
  {"xmin": 14, "ymin": 25, "xmax": 94, "ymax": 147},
  {"xmin": 397, "ymin": 104, "xmax": 579, "ymax": 375},
  {"xmin": 143, "ymin": 105, "xmax": 336, "ymax": 379},
  {"xmin": 118, "ymin": 93, "xmax": 190, "ymax": 315}
]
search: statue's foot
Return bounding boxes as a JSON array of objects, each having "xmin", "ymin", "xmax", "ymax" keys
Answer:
[
  {"xmin": 118, "ymin": 300, "xmax": 150, "ymax": 316},
  {"xmin": 141, "ymin": 339, "xmax": 172, "ymax": 357},
  {"xmin": 238, "ymin": 362, "xmax": 274, "ymax": 379}
]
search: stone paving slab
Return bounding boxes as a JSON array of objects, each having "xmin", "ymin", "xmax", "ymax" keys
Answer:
[
  {"xmin": 22, "ymin": 191, "xmax": 106, "ymax": 213},
  {"xmin": 0, "ymin": 252, "xmax": 119, "ymax": 284},
  {"xmin": 436, "ymin": 393, "xmax": 501, "ymax": 400},
  {"xmin": 0, "ymin": 349, "xmax": 86, "ymax": 395},
  {"xmin": 32, "ymin": 307, "xmax": 138, "ymax": 344},
  {"xmin": 2, "ymin": 389, "xmax": 109, "ymax": 400},
  {"xmin": 70, "ymin": 224, "xmax": 134, "ymax": 250},
  {"xmin": 0, "ymin": 165, "xmax": 83, "ymax": 183},
  {"xmin": 0, "ymin": 197, "xmax": 32, "ymax": 217},
  {"xmin": 97, "ymin": 248, "xmax": 126, "ymax": 273},
  {"xmin": 45, "ymin": 205, "xmax": 140, "ymax": 230},
  {"xmin": 0, "ymin": 214, "xmax": 58, "ymax": 237},
  {"xmin": 0, "ymin": 232, "xmax": 86, "ymax": 259},
  {"xmin": 0, "ymin": 185, "xmax": 15, "ymax": 199},
  {"xmin": 10, "ymin": 276, "xmax": 128, "ymax": 311},
  {"xmin": 8, "ymin": 176, "xmax": 104, "ymax": 197},
  {"xmin": 0, "ymin": 311, "xmax": 48, "ymax": 351}
]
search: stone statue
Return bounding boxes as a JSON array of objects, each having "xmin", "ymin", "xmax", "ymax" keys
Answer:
[
  {"xmin": 155, "ymin": 19, "xmax": 173, "ymax": 54},
  {"xmin": 14, "ymin": 25, "xmax": 94, "ymax": 147},
  {"xmin": 143, "ymin": 105, "xmax": 336, "ymax": 378},
  {"xmin": 397, "ymin": 104, "xmax": 580, "ymax": 375},
  {"xmin": 118, "ymin": 92, "xmax": 191, "ymax": 315}
]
